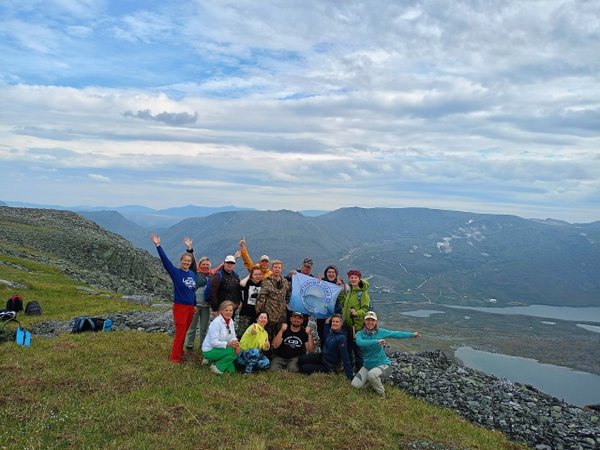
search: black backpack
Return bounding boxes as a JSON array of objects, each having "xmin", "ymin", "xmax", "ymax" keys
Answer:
[
  {"xmin": 6, "ymin": 295, "xmax": 24, "ymax": 312},
  {"xmin": 25, "ymin": 301, "xmax": 42, "ymax": 316}
]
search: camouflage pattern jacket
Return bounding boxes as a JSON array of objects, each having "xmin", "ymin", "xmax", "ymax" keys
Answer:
[{"xmin": 255, "ymin": 276, "xmax": 290, "ymax": 324}]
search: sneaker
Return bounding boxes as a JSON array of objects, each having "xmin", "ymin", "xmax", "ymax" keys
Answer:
[
  {"xmin": 201, "ymin": 358, "xmax": 210, "ymax": 366},
  {"xmin": 210, "ymin": 364, "xmax": 223, "ymax": 375}
]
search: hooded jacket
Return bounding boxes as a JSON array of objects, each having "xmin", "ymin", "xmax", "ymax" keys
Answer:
[{"xmin": 341, "ymin": 279, "xmax": 370, "ymax": 330}]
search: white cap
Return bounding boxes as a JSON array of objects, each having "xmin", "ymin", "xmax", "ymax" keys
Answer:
[{"xmin": 364, "ymin": 311, "xmax": 378, "ymax": 321}]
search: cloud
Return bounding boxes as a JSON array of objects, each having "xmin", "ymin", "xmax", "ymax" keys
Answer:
[
  {"xmin": 88, "ymin": 173, "xmax": 111, "ymax": 183},
  {"xmin": 124, "ymin": 109, "xmax": 199, "ymax": 126},
  {"xmin": 1, "ymin": 1, "xmax": 600, "ymax": 222}
]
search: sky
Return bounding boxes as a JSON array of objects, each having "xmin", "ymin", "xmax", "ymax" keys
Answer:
[{"xmin": 1, "ymin": 0, "xmax": 599, "ymax": 223}]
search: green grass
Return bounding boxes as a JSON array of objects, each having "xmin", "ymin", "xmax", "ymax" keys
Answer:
[
  {"xmin": 0, "ymin": 251, "xmax": 150, "ymax": 326},
  {"xmin": 0, "ymin": 249, "xmax": 524, "ymax": 449},
  {"xmin": 1, "ymin": 333, "xmax": 524, "ymax": 450}
]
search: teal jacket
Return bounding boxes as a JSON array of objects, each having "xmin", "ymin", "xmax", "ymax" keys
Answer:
[
  {"xmin": 341, "ymin": 279, "xmax": 370, "ymax": 330},
  {"xmin": 355, "ymin": 327, "xmax": 416, "ymax": 369}
]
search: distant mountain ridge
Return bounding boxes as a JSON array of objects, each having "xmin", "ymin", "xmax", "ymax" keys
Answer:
[
  {"xmin": 3, "ymin": 201, "xmax": 329, "ymax": 227},
  {"xmin": 3, "ymin": 203, "xmax": 599, "ymax": 307},
  {"xmin": 79, "ymin": 206, "xmax": 600, "ymax": 308}
]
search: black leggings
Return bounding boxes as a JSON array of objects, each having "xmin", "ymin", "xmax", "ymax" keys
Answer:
[{"xmin": 298, "ymin": 353, "xmax": 334, "ymax": 375}]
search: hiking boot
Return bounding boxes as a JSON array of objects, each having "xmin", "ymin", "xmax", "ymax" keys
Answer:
[{"xmin": 210, "ymin": 364, "xmax": 223, "ymax": 375}]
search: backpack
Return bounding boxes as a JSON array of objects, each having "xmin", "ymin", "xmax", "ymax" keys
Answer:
[
  {"xmin": 25, "ymin": 300, "xmax": 42, "ymax": 316},
  {"xmin": 0, "ymin": 317, "xmax": 28, "ymax": 345},
  {"xmin": 71, "ymin": 317, "xmax": 111, "ymax": 333},
  {"xmin": 203, "ymin": 270, "xmax": 223, "ymax": 302},
  {"xmin": 6, "ymin": 295, "xmax": 24, "ymax": 312},
  {"xmin": 0, "ymin": 317, "xmax": 18, "ymax": 343},
  {"xmin": 0, "ymin": 309, "xmax": 17, "ymax": 322}
]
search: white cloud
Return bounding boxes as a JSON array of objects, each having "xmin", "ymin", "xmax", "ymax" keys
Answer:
[
  {"xmin": 88, "ymin": 173, "xmax": 111, "ymax": 183},
  {"xmin": 0, "ymin": 1, "xmax": 599, "ymax": 222}
]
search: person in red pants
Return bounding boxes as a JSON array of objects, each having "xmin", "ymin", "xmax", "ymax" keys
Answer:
[{"xmin": 151, "ymin": 233, "xmax": 197, "ymax": 363}]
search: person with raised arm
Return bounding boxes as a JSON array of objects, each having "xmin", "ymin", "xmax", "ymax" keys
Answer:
[
  {"xmin": 239, "ymin": 238, "xmax": 272, "ymax": 279},
  {"xmin": 352, "ymin": 311, "xmax": 421, "ymax": 398},
  {"xmin": 150, "ymin": 233, "xmax": 197, "ymax": 364},
  {"xmin": 317, "ymin": 264, "xmax": 346, "ymax": 348}
]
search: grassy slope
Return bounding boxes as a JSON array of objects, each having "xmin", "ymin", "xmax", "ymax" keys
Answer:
[{"xmin": 0, "ymin": 250, "xmax": 523, "ymax": 449}]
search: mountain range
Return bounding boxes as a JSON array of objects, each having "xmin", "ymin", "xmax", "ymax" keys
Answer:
[
  {"xmin": 71, "ymin": 205, "xmax": 600, "ymax": 308},
  {"xmin": 3, "ymin": 201, "xmax": 328, "ymax": 228}
]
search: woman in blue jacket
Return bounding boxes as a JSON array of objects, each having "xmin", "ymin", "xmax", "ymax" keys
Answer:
[
  {"xmin": 151, "ymin": 233, "xmax": 197, "ymax": 363},
  {"xmin": 352, "ymin": 311, "xmax": 421, "ymax": 397},
  {"xmin": 298, "ymin": 314, "xmax": 353, "ymax": 380}
]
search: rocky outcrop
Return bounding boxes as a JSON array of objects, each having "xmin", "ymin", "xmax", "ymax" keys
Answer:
[
  {"xmin": 0, "ymin": 206, "xmax": 171, "ymax": 298},
  {"xmin": 389, "ymin": 350, "xmax": 600, "ymax": 450}
]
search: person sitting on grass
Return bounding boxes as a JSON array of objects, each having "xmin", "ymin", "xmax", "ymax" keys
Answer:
[
  {"xmin": 201, "ymin": 301, "xmax": 240, "ymax": 374},
  {"xmin": 298, "ymin": 313, "xmax": 353, "ymax": 380},
  {"xmin": 236, "ymin": 312, "xmax": 271, "ymax": 374},
  {"xmin": 352, "ymin": 311, "xmax": 421, "ymax": 398},
  {"xmin": 270, "ymin": 311, "xmax": 314, "ymax": 372}
]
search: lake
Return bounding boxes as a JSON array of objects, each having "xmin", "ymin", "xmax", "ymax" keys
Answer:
[
  {"xmin": 455, "ymin": 346, "xmax": 600, "ymax": 407},
  {"xmin": 401, "ymin": 309, "xmax": 445, "ymax": 318},
  {"xmin": 443, "ymin": 304, "xmax": 600, "ymax": 323}
]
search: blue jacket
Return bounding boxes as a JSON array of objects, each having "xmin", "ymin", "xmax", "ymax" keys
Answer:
[
  {"xmin": 356, "ymin": 327, "xmax": 415, "ymax": 369},
  {"xmin": 156, "ymin": 245, "xmax": 196, "ymax": 306},
  {"xmin": 322, "ymin": 323, "xmax": 353, "ymax": 380}
]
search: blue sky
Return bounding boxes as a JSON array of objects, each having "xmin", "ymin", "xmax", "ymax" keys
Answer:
[{"xmin": 1, "ymin": 0, "xmax": 599, "ymax": 222}]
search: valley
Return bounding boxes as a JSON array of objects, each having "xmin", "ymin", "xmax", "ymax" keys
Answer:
[{"xmin": 378, "ymin": 300, "xmax": 600, "ymax": 377}]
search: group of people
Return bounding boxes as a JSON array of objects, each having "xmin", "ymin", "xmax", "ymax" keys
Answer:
[{"xmin": 151, "ymin": 234, "xmax": 421, "ymax": 397}]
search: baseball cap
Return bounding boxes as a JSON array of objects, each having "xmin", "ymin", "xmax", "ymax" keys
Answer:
[
  {"xmin": 224, "ymin": 255, "xmax": 236, "ymax": 263},
  {"xmin": 364, "ymin": 311, "xmax": 378, "ymax": 321},
  {"xmin": 291, "ymin": 311, "xmax": 303, "ymax": 317},
  {"xmin": 259, "ymin": 255, "xmax": 270, "ymax": 262},
  {"xmin": 302, "ymin": 257, "xmax": 313, "ymax": 267}
]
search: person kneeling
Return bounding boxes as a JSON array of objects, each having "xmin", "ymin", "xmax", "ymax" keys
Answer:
[
  {"xmin": 351, "ymin": 311, "xmax": 421, "ymax": 397},
  {"xmin": 298, "ymin": 314, "xmax": 353, "ymax": 380},
  {"xmin": 270, "ymin": 311, "xmax": 314, "ymax": 372},
  {"xmin": 236, "ymin": 312, "xmax": 271, "ymax": 374}
]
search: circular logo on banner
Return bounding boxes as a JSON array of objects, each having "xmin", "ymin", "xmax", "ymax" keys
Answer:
[{"xmin": 300, "ymin": 278, "xmax": 334, "ymax": 316}]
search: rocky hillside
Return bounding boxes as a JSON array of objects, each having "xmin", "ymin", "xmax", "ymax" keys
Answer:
[{"xmin": 0, "ymin": 206, "xmax": 171, "ymax": 298}]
